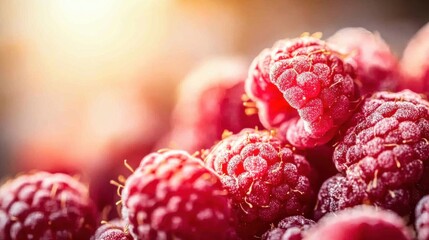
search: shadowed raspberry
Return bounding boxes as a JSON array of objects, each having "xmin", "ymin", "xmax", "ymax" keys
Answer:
[
  {"xmin": 328, "ymin": 28, "xmax": 399, "ymax": 95},
  {"xmin": 262, "ymin": 215, "xmax": 315, "ymax": 240},
  {"xmin": 205, "ymin": 129, "xmax": 316, "ymax": 238},
  {"xmin": 0, "ymin": 171, "xmax": 97, "ymax": 240},
  {"xmin": 314, "ymin": 175, "xmax": 365, "ymax": 220},
  {"xmin": 400, "ymin": 22, "xmax": 429, "ymax": 96},
  {"xmin": 306, "ymin": 206, "xmax": 412, "ymax": 240},
  {"xmin": 121, "ymin": 150, "xmax": 237, "ymax": 240},
  {"xmin": 330, "ymin": 90, "xmax": 429, "ymax": 216},
  {"xmin": 303, "ymin": 144, "xmax": 337, "ymax": 188},
  {"xmin": 163, "ymin": 58, "xmax": 263, "ymax": 153},
  {"xmin": 91, "ymin": 219, "xmax": 131, "ymax": 240}
]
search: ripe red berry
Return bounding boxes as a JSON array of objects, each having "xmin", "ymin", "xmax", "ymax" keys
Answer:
[
  {"xmin": 328, "ymin": 28, "xmax": 399, "ymax": 95},
  {"xmin": 400, "ymin": 22, "xmax": 429, "ymax": 96},
  {"xmin": 307, "ymin": 206, "xmax": 412, "ymax": 240},
  {"xmin": 326, "ymin": 90, "xmax": 429, "ymax": 217},
  {"xmin": 0, "ymin": 172, "xmax": 97, "ymax": 240},
  {"xmin": 121, "ymin": 150, "xmax": 237, "ymax": 240},
  {"xmin": 205, "ymin": 129, "xmax": 315, "ymax": 238},
  {"xmin": 246, "ymin": 35, "xmax": 360, "ymax": 148},
  {"xmin": 262, "ymin": 215, "xmax": 315, "ymax": 240},
  {"xmin": 91, "ymin": 219, "xmax": 131, "ymax": 240}
]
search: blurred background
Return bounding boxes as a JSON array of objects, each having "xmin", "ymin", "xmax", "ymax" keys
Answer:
[{"xmin": 0, "ymin": 0, "xmax": 428, "ymax": 208}]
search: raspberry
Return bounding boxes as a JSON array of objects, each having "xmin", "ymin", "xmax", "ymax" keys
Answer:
[
  {"xmin": 245, "ymin": 47, "xmax": 297, "ymax": 129},
  {"xmin": 415, "ymin": 195, "xmax": 429, "ymax": 240},
  {"xmin": 261, "ymin": 215, "xmax": 315, "ymax": 240},
  {"xmin": 91, "ymin": 219, "xmax": 131, "ymax": 240},
  {"xmin": 164, "ymin": 58, "xmax": 263, "ymax": 153},
  {"xmin": 121, "ymin": 150, "xmax": 237, "ymax": 240},
  {"xmin": 328, "ymin": 28, "xmax": 399, "ymax": 95},
  {"xmin": 0, "ymin": 171, "xmax": 97, "ymax": 239},
  {"xmin": 314, "ymin": 175, "xmax": 365, "ymax": 220},
  {"xmin": 400, "ymin": 22, "xmax": 429, "ymax": 95},
  {"xmin": 306, "ymin": 206, "xmax": 412, "ymax": 240},
  {"xmin": 269, "ymin": 36, "xmax": 359, "ymax": 148},
  {"xmin": 330, "ymin": 90, "xmax": 429, "ymax": 216},
  {"xmin": 205, "ymin": 129, "xmax": 315, "ymax": 238}
]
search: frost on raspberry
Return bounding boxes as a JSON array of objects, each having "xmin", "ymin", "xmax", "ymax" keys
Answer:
[
  {"xmin": 205, "ymin": 129, "xmax": 316, "ymax": 238},
  {"xmin": 269, "ymin": 36, "xmax": 360, "ymax": 148},
  {"xmin": 328, "ymin": 28, "xmax": 399, "ymax": 95},
  {"xmin": 400, "ymin": 22, "xmax": 429, "ymax": 96},
  {"xmin": 307, "ymin": 206, "xmax": 412, "ymax": 240},
  {"xmin": 163, "ymin": 58, "xmax": 263, "ymax": 153},
  {"xmin": 331, "ymin": 90, "xmax": 429, "ymax": 216},
  {"xmin": 120, "ymin": 150, "xmax": 237, "ymax": 240},
  {"xmin": 0, "ymin": 171, "xmax": 97, "ymax": 240},
  {"xmin": 314, "ymin": 174, "xmax": 366, "ymax": 220},
  {"xmin": 262, "ymin": 215, "xmax": 315, "ymax": 240}
]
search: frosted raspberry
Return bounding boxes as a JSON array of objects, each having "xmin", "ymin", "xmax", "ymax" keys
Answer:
[
  {"xmin": 331, "ymin": 90, "xmax": 429, "ymax": 216},
  {"xmin": 0, "ymin": 172, "xmax": 97, "ymax": 239},
  {"xmin": 91, "ymin": 219, "xmax": 131, "ymax": 240},
  {"xmin": 328, "ymin": 28, "xmax": 399, "ymax": 95},
  {"xmin": 121, "ymin": 150, "xmax": 237, "ymax": 240},
  {"xmin": 416, "ymin": 195, "xmax": 429, "ymax": 240},
  {"xmin": 205, "ymin": 129, "xmax": 316, "ymax": 238},
  {"xmin": 245, "ymin": 47, "xmax": 297, "ymax": 129},
  {"xmin": 269, "ymin": 36, "xmax": 359, "ymax": 148},
  {"xmin": 314, "ymin": 175, "xmax": 365, "ymax": 220},
  {"xmin": 262, "ymin": 215, "xmax": 315, "ymax": 240},
  {"xmin": 400, "ymin": 22, "xmax": 429, "ymax": 95},
  {"xmin": 164, "ymin": 58, "xmax": 263, "ymax": 153},
  {"xmin": 306, "ymin": 206, "xmax": 412, "ymax": 240}
]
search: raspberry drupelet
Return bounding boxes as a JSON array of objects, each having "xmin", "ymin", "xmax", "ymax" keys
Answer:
[
  {"xmin": 0, "ymin": 171, "xmax": 97, "ymax": 240},
  {"xmin": 121, "ymin": 150, "xmax": 237, "ymax": 240},
  {"xmin": 205, "ymin": 129, "xmax": 316, "ymax": 239},
  {"xmin": 91, "ymin": 219, "xmax": 131, "ymax": 240},
  {"xmin": 324, "ymin": 90, "xmax": 429, "ymax": 217},
  {"xmin": 306, "ymin": 206, "xmax": 412, "ymax": 240},
  {"xmin": 246, "ymin": 35, "xmax": 360, "ymax": 148},
  {"xmin": 261, "ymin": 215, "xmax": 315, "ymax": 240},
  {"xmin": 328, "ymin": 28, "xmax": 399, "ymax": 95}
]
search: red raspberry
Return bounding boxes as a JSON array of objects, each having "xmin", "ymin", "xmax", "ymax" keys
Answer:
[
  {"xmin": 91, "ymin": 219, "xmax": 131, "ymax": 240},
  {"xmin": 328, "ymin": 28, "xmax": 399, "ymax": 95},
  {"xmin": 415, "ymin": 195, "xmax": 429, "ymax": 240},
  {"xmin": 0, "ymin": 172, "xmax": 97, "ymax": 239},
  {"xmin": 261, "ymin": 215, "xmax": 315, "ymax": 240},
  {"xmin": 400, "ymin": 22, "xmax": 429, "ymax": 95},
  {"xmin": 330, "ymin": 90, "xmax": 429, "ymax": 216},
  {"xmin": 245, "ymin": 47, "xmax": 297, "ymax": 129},
  {"xmin": 205, "ymin": 129, "xmax": 316, "ymax": 238},
  {"xmin": 163, "ymin": 58, "xmax": 263, "ymax": 153},
  {"xmin": 306, "ymin": 206, "xmax": 412, "ymax": 240},
  {"xmin": 121, "ymin": 150, "xmax": 237, "ymax": 240},
  {"xmin": 314, "ymin": 175, "xmax": 365, "ymax": 220},
  {"xmin": 269, "ymin": 36, "xmax": 359, "ymax": 148}
]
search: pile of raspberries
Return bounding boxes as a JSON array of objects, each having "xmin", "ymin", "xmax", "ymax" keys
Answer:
[{"xmin": 3, "ymin": 24, "xmax": 429, "ymax": 240}]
